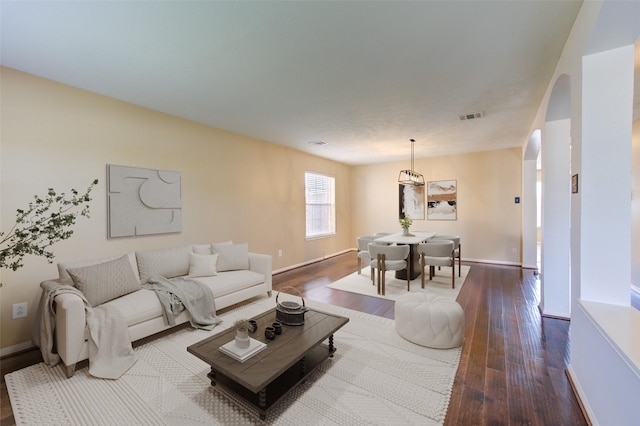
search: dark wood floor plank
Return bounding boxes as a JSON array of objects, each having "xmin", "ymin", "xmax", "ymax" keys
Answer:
[
  {"xmin": 1, "ymin": 252, "xmax": 588, "ymax": 426},
  {"xmin": 485, "ymin": 367, "xmax": 509, "ymax": 426}
]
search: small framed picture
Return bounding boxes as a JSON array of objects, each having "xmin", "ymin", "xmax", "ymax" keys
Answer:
[{"xmin": 572, "ymin": 174, "xmax": 579, "ymax": 194}]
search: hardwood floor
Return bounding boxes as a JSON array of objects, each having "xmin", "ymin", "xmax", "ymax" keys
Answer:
[{"xmin": 1, "ymin": 252, "xmax": 588, "ymax": 425}]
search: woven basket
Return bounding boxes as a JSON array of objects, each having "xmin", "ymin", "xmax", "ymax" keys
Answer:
[{"xmin": 276, "ymin": 286, "xmax": 308, "ymax": 326}]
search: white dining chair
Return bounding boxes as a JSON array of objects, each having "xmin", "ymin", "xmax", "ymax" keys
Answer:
[
  {"xmin": 356, "ymin": 235, "xmax": 377, "ymax": 276},
  {"xmin": 368, "ymin": 243, "xmax": 411, "ymax": 295},
  {"xmin": 418, "ymin": 240, "xmax": 455, "ymax": 289},
  {"xmin": 431, "ymin": 235, "xmax": 461, "ymax": 276}
]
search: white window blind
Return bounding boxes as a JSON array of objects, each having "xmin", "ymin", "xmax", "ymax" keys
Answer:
[{"xmin": 305, "ymin": 172, "xmax": 336, "ymax": 239}]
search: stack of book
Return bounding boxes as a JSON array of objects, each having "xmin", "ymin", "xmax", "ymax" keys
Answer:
[{"xmin": 219, "ymin": 338, "xmax": 267, "ymax": 362}]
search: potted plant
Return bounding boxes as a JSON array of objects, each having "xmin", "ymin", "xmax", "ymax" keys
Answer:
[
  {"xmin": 399, "ymin": 217, "xmax": 413, "ymax": 236},
  {"xmin": 234, "ymin": 319, "xmax": 253, "ymax": 349}
]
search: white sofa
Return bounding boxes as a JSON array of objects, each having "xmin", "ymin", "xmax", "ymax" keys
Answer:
[{"xmin": 45, "ymin": 242, "xmax": 272, "ymax": 377}]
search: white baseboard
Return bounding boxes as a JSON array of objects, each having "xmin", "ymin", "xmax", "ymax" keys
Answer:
[
  {"xmin": 540, "ymin": 309, "xmax": 571, "ymax": 320},
  {"xmin": 1, "ymin": 340, "xmax": 35, "ymax": 357},
  {"xmin": 273, "ymin": 249, "xmax": 353, "ymax": 275},
  {"xmin": 274, "ymin": 251, "xmax": 522, "ymax": 275},
  {"xmin": 463, "ymin": 257, "xmax": 521, "ymax": 267},
  {"xmin": 566, "ymin": 364, "xmax": 598, "ymax": 426}
]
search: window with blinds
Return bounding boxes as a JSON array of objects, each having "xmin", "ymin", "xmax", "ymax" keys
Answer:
[{"xmin": 305, "ymin": 172, "xmax": 336, "ymax": 239}]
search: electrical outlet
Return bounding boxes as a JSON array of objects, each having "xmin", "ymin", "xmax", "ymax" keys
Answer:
[
  {"xmin": 278, "ymin": 249, "xmax": 283, "ymax": 257},
  {"xmin": 12, "ymin": 302, "xmax": 27, "ymax": 319}
]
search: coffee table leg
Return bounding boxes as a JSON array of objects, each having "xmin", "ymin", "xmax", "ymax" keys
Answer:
[
  {"xmin": 329, "ymin": 334, "xmax": 336, "ymax": 357},
  {"xmin": 258, "ymin": 389, "xmax": 267, "ymax": 420},
  {"xmin": 208, "ymin": 368, "xmax": 217, "ymax": 386},
  {"xmin": 300, "ymin": 356, "xmax": 307, "ymax": 377}
]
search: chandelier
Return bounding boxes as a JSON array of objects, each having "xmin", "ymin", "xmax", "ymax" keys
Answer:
[{"xmin": 398, "ymin": 138, "xmax": 424, "ymax": 186}]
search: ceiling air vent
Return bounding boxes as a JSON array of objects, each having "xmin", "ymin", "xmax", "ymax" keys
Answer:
[
  {"xmin": 308, "ymin": 140, "xmax": 328, "ymax": 146},
  {"xmin": 458, "ymin": 111, "xmax": 485, "ymax": 121}
]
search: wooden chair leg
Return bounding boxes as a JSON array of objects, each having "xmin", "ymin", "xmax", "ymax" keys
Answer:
[
  {"xmin": 452, "ymin": 265, "xmax": 455, "ymax": 289},
  {"xmin": 357, "ymin": 257, "xmax": 362, "ymax": 274},
  {"xmin": 376, "ymin": 256, "xmax": 382, "ymax": 295},
  {"xmin": 458, "ymin": 245, "xmax": 462, "ymax": 277},
  {"xmin": 451, "ymin": 252, "xmax": 456, "ymax": 288},
  {"xmin": 421, "ymin": 254, "xmax": 425, "ymax": 289},
  {"xmin": 381, "ymin": 254, "xmax": 386, "ymax": 296}
]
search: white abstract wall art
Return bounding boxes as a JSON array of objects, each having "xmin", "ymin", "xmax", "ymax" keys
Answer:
[
  {"xmin": 399, "ymin": 184, "xmax": 425, "ymax": 220},
  {"xmin": 107, "ymin": 165, "xmax": 182, "ymax": 238}
]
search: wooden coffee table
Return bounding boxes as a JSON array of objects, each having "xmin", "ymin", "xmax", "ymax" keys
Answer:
[{"xmin": 187, "ymin": 307, "xmax": 349, "ymax": 420}]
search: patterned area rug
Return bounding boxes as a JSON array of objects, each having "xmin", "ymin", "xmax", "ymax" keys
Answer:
[
  {"xmin": 327, "ymin": 265, "xmax": 469, "ymax": 301},
  {"xmin": 6, "ymin": 294, "xmax": 462, "ymax": 425}
]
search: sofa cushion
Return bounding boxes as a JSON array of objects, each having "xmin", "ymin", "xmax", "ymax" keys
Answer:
[
  {"xmin": 67, "ymin": 255, "xmax": 141, "ymax": 307},
  {"xmin": 195, "ymin": 270, "xmax": 265, "ymax": 298},
  {"xmin": 212, "ymin": 242, "xmax": 249, "ymax": 272},
  {"xmin": 58, "ymin": 253, "xmax": 138, "ymax": 282},
  {"xmin": 102, "ymin": 288, "xmax": 164, "ymax": 327},
  {"xmin": 136, "ymin": 246, "xmax": 192, "ymax": 284},
  {"xmin": 188, "ymin": 252, "xmax": 219, "ymax": 277}
]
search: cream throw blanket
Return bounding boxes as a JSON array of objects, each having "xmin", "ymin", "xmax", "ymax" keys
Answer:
[
  {"xmin": 33, "ymin": 280, "xmax": 137, "ymax": 379},
  {"xmin": 143, "ymin": 276, "xmax": 222, "ymax": 330}
]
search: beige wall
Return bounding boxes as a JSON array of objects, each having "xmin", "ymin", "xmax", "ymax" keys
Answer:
[
  {"xmin": 0, "ymin": 67, "xmax": 525, "ymax": 352},
  {"xmin": 0, "ymin": 67, "xmax": 352, "ymax": 351},
  {"xmin": 351, "ymin": 148, "xmax": 523, "ymax": 264}
]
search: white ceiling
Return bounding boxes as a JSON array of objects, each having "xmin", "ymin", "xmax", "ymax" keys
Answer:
[{"xmin": 1, "ymin": 1, "xmax": 585, "ymax": 165}]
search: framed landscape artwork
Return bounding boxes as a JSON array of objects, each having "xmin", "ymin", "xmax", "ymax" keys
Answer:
[
  {"xmin": 427, "ymin": 179, "xmax": 457, "ymax": 220},
  {"xmin": 399, "ymin": 184, "xmax": 425, "ymax": 220}
]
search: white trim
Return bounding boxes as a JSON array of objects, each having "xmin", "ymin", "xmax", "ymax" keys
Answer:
[
  {"xmin": 540, "ymin": 309, "xmax": 570, "ymax": 320},
  {"xmin": 275, "ymin": 251, "xmax": 522, "ymax": 275},
  {"xmin": 566, "ymin": 365, "xmax": 598, "ymax": 426},
  {"xmin": 1, "ymin": 340, "xmax": 35, "ymax": 357},
  {"xmin": 463, "ymin": 257, "xmax": 521, "ymax": 267},
  {"xmin": 273, "ymin": 249, "xmax": 352, "ymax": 274}
]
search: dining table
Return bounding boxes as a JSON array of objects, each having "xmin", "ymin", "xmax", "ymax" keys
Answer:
[{"xmin": 374, "ymin": 231, "xmax": 436, "ymax": 280}]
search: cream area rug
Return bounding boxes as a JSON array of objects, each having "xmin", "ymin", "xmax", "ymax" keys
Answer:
[
  {"xmin": 6, "ymin": 294, "xmax": 462, "ymax": 426},
  {"xmin": 328, "ymin": 265, "xmax": 470, "ymax": 301}
]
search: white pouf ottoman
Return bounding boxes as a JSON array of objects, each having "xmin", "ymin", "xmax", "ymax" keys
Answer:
[{"xmin": 395, "ymin": 293, "xmax": 465, "ymax": 349}]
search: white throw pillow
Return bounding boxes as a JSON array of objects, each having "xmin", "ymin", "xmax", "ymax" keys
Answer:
[
  {"xmin": 211, "ymin": 242, "xmax": 249, "ymax": 272},
  {"xmin": 188, "ymin": 252, "xmax": 219, "ymax": 277}
]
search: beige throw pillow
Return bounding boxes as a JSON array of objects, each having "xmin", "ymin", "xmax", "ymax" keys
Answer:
[
  {"xmin": 211, "ymin": 242, "xmax": 249, "ymax": 272},
  {"xmin": 67, "ymin": 255, "xmax": 141, "ymax": 307},
  {"xmin": 188, "ymin": 252, "xmax": 219, "ymax": 277}
]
